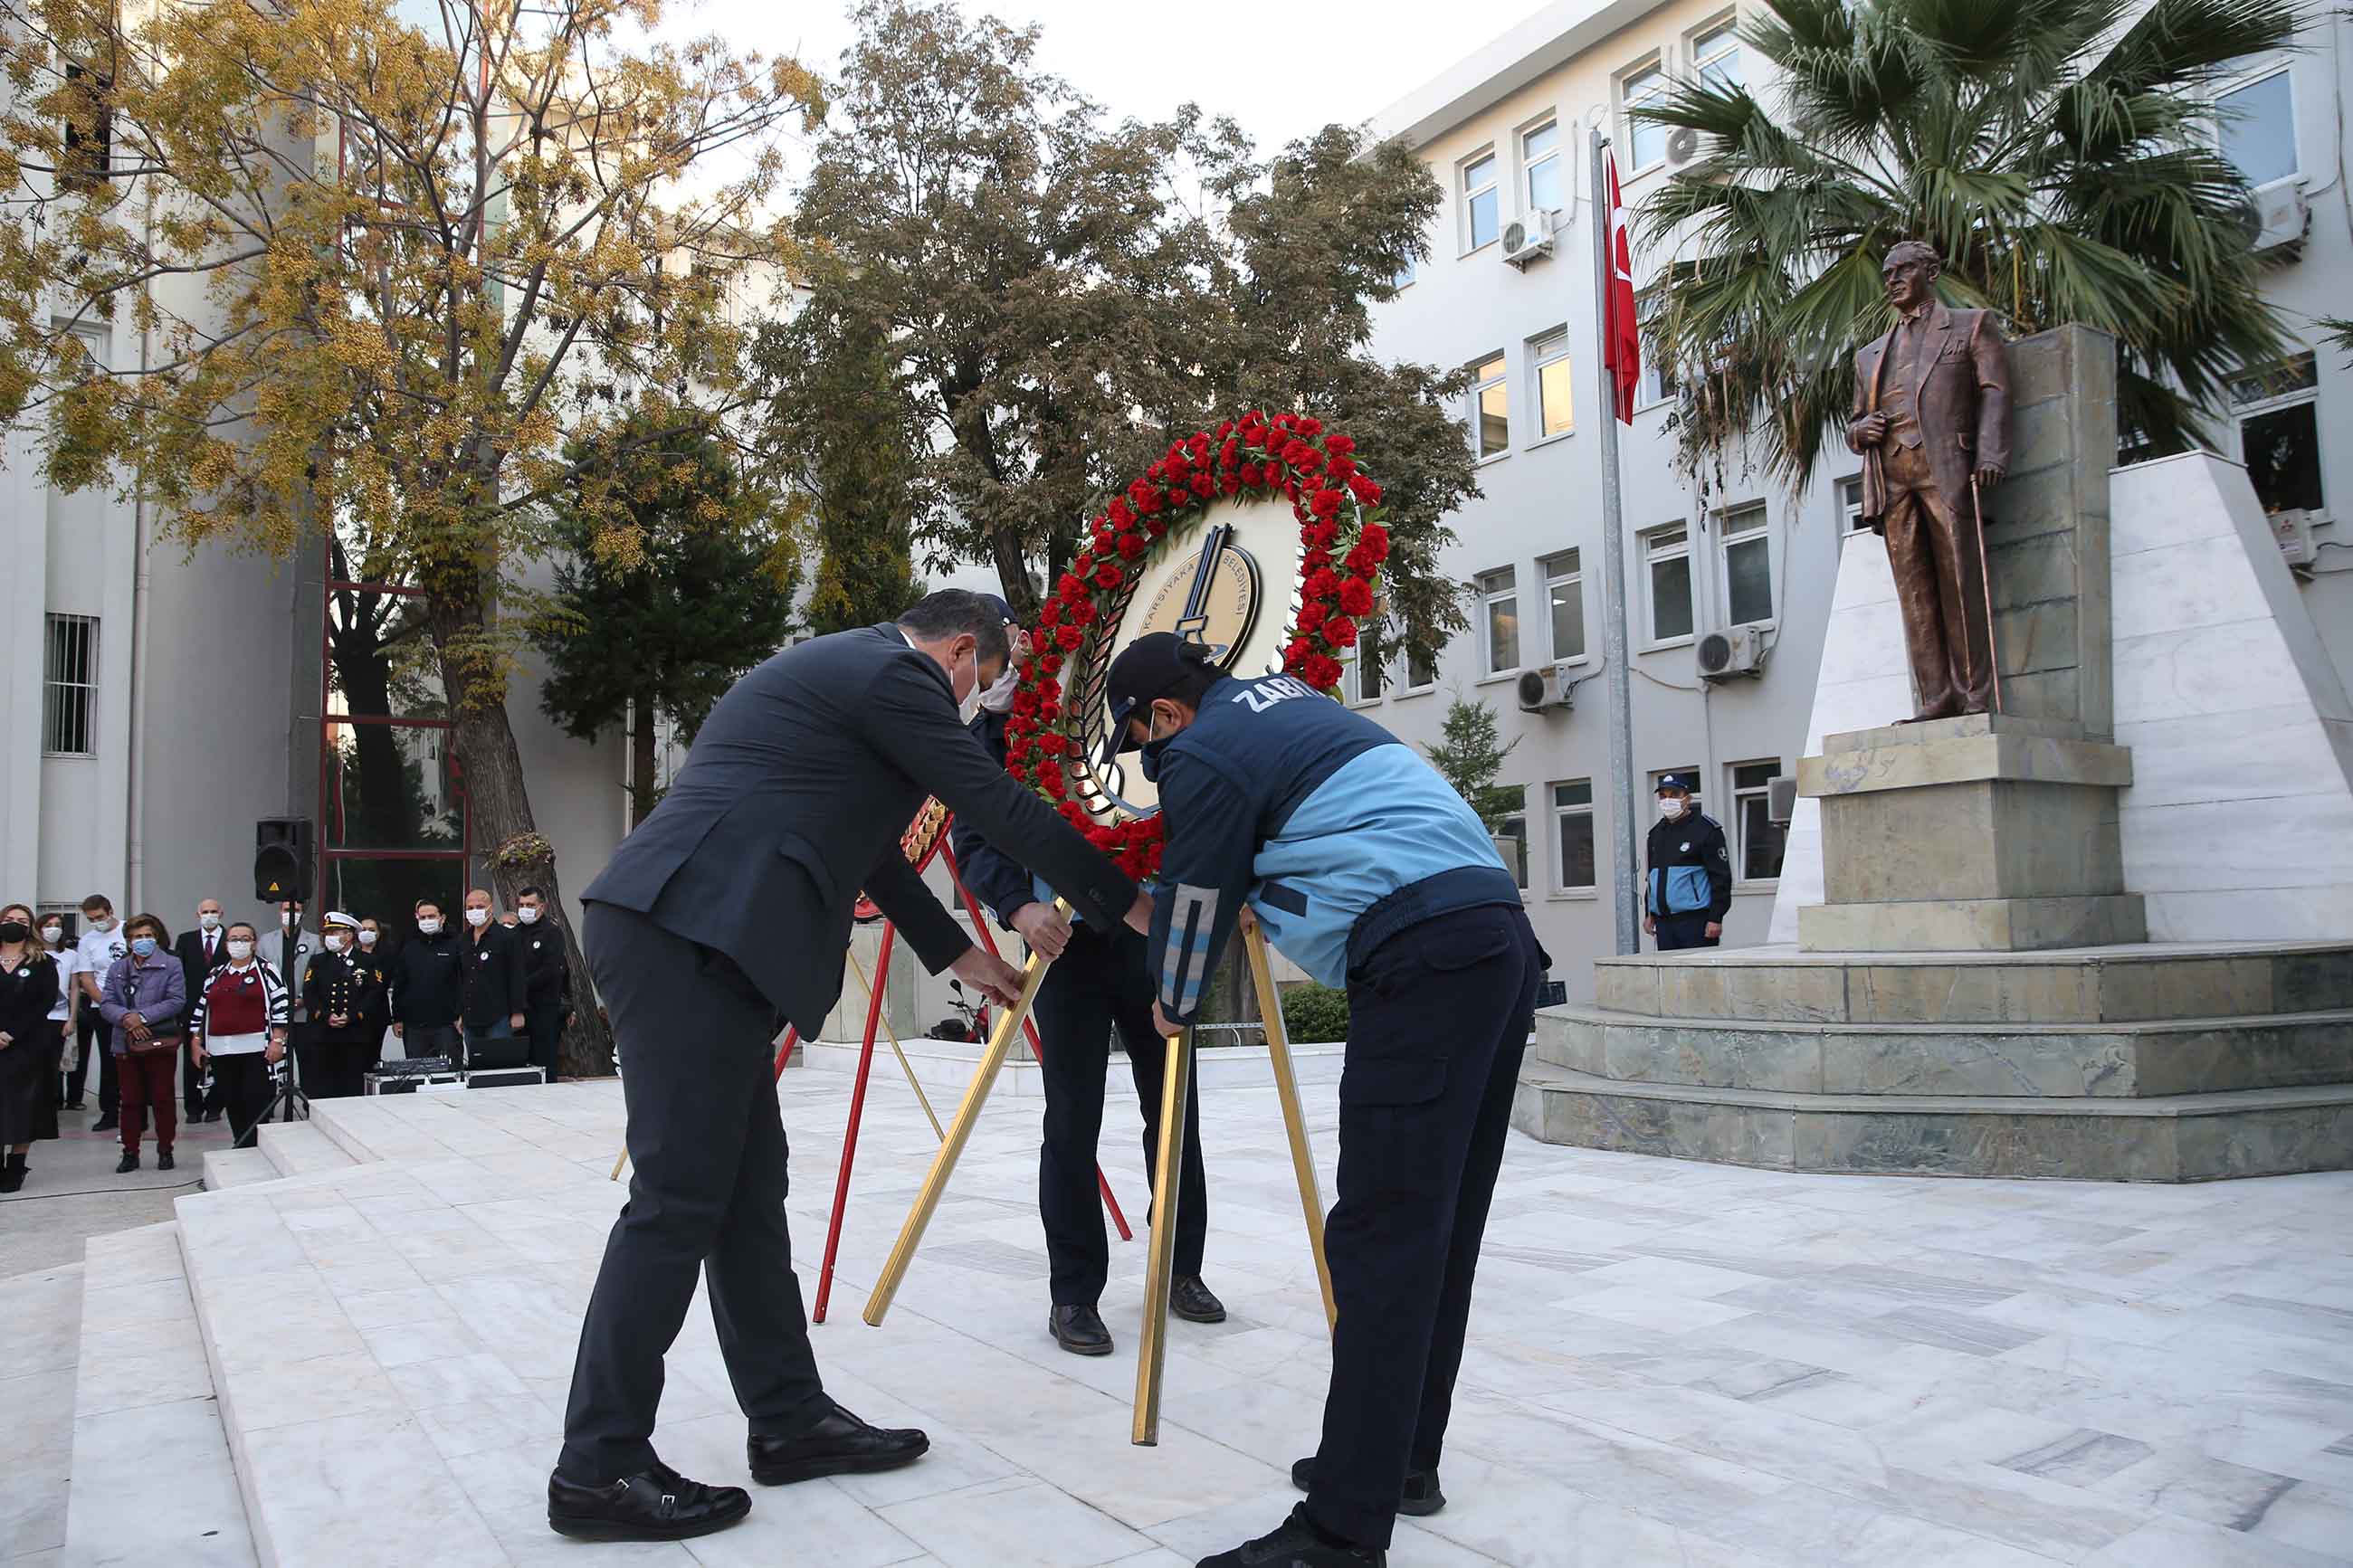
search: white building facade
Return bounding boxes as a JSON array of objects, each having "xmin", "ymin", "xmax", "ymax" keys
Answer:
[{"xmin": 1357, "ymin": 0, "xmax": 2353, "ymax": 997}]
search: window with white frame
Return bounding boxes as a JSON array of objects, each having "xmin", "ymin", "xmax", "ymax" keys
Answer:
[
  {"xmin": 1644, "ymin": 526, "xmax": 1693, "ymax": 643},
  {"xmin": 1694, "ymin": 18, "xmax": 1742, "ymax": 90},
  {"xmin": 1351, "ymin": 622, "xmax": 1386, "ymax": 703},
  {"xmin": 1531, "ymin": 329, "xmax": 1574, "ymax": 439},
  {"xmin": 1637, "ymin": 290, "xmax": 1678, "ymax": 407},
  {"xmin": 1838, "ymin": 475, "xmax": 1868, "ymax": 532},
  {"xmin": 1470, "ymin": 352, "xmax": 1509, "ymax": 457},
  {"xmin": 1542, "ymin": 549, "xmax": 1585, "ymax": 661},
  {"xmin": 1522, "ymin": 119, "xmax": 1562, "ymax": 212},
  {"xmin": 1720, "ymin": 501, "xmax": 1773, "ymax": 625},
  {"xmin": 1494, "ymin": 784, "xmax": 1529, "ymax": 890},
  {"xmin": 1623, "ymin": 62, "xmax": 1669, "ymax": 169},
  {"xmin": 43, "ymin": 613, "xmax": 99, "ymax": 755},
  {"xmin": 1478, "ymin": 566, "xmax": 1520, "ymax": 675},
  {"xmin": 1462, "ymin": 151, "xmax": 1500, "ymax": 250},
  {"xmin": 1731, "ymin": 759, "xmax": 1786, "ymax": 881},
  {"xmin": 1391, "ymin": 254, "xmax": 1417, "ymax": 291},
  {"xmin": 1552, "ymin": 779, "xmax": 1596, "ymax": 892},
  {"xmin": 1406, "ymin": 642, "xmax": 1438, "ymax": 690},
  {"xmin": 2233, "ymin": 351, "xmax": 2325, "ymax": 517},
  {"xmin": 2218, "ymin": 65, "xmax": 2297, "ymax": 188}
]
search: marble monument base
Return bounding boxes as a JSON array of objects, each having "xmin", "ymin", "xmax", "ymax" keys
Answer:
[
  {"xmin": 1513, "ymin": 941, "xmax": 2353, "ymax": 1180},
  {"xmin": 1796, "ymin": 713, "xmax": 2148, "ymax": 952}
]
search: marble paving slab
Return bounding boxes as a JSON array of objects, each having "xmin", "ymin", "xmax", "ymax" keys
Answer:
[{"xmin": 151, "ymin": 1069, "xmax": 2353, "ymax": 1568}]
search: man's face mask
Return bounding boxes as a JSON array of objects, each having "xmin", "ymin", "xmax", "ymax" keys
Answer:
[{"xmin": 978, "ymin": 660, "xmax": 1022, "ymax": 715}]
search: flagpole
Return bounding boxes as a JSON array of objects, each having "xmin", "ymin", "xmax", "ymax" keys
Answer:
[{"xmin": 1589, "ymin": 128, "xmax": 1641, "ymax": 958}]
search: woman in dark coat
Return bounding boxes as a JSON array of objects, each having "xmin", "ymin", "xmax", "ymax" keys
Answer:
[{"xmin": 0, "ymin": 902, "xmax": 62, "ymax": 1193}]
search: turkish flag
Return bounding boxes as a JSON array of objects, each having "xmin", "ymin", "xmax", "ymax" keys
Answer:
[{"xmin": 1601, "ymin": 149, "xmax": 1640, "ymax": 424}]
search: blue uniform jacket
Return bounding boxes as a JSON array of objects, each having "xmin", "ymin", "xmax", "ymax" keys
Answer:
[
  {"xmin": 1149, "ymin": 672, "xmax": 1520, "ymax": 1025},
  {"xmin": 1644, "ymin": 810, "xmax": 1733, "ymax": 920}
]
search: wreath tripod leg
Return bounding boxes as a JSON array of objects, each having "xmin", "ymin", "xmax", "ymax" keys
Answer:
[
  {"xmin": 1246, "ymin": 923, "xmax": 1336, "ymax": 1334},
  {"xmin": 1131, "ymin": 1023, "xmax": 1194, "ymax": 1446}
]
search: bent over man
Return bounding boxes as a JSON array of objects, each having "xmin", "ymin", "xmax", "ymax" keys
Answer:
[
  {"xmin": 550, "ymin": 591, "xmax": 1148, "ymax": 1544},
  {"xmin": 1107, "ymin": 634, "xmax": 1547, "ymax": 1568}
]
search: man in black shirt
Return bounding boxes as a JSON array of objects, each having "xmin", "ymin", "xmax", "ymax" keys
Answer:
[
  {"xmin": 389, "ymin": 899, "xmax": 465, "ymax": 1062},
  {"xmin": 515, "ymin": 885, "xmax": 571, "ymax": 1079},
  {"xmin": 459, "ymin": 888, "xmax": 529, "ymax": 1069}
]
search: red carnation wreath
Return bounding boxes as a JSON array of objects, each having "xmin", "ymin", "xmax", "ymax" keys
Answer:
[{"xmin": 996, "ymin": 409, "xmax": 1391, "ymax": 883}]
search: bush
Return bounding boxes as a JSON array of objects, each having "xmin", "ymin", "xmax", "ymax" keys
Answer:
[{"xmin": 1280, "ymin": 983, "xmax": 1349, "ymax": 1044}]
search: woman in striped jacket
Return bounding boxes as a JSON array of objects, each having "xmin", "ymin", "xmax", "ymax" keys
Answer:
[{"xmin": 187, "ymin": 922, "xmax": 290, "ymax": 1147}]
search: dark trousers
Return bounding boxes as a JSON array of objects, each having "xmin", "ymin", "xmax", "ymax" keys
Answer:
[
  {"xmin": 116, "ymin": 1048, "xmax": 179, "ymax": 1154},
  {"xmin": 1030, "ymin": 922, "xmax": 1207, "ymax": 1306},
  {"xmin": 400, "ymin": 1022, "xmax": 462, "ymax": 1063},
  {"xmin": 1308, "ymin": 903, "xmax": 1541, "ymax": 1550},
  {"xmin": 525, "ymin": 998, "xmax": 565, "ymax": 1076},
  {"xmin": 559, "ymin": 903, "xmax": 826, "ymax": 1483},
  {"xmin": 1652, "ymin": 912, "xmax": 1720, "ymax": 952},
  {"xmin": 212, "ymin": 1053, "xmax": 273, "ymax": 1145},
  {"xmin": 69, "ymin": 1011, "xmax": 111, "ymax": 1110},
  {"xmin": 300, "ymin": 1036, "xmax": 376, "ymax": 1099}
]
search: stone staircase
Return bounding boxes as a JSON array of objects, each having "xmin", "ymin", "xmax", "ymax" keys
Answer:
[{"xmin": 1515, "ymin": 941, "xmax": 2353, "ymax": 1180}]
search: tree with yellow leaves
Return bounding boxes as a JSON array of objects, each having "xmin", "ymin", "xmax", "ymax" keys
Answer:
[{"xmin": 0, "ymin": 0, "xmax": 822, "ymax": 1073}]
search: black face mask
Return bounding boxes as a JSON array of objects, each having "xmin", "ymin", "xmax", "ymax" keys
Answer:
[{"xmin": 0, "ymin": 922, "xmax": 28, "ymax": 944}]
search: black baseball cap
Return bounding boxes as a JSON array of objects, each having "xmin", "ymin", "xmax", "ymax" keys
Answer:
[
  {"xmin": 1104, "ymin": 633, "xmax": 1222, "ymax": 755},
  {"xmin": 980, "ymin": 594, "xmax": 1016, "ymax": 627},
  {"xmin": 1656, "ymin": 773, "xmax": 1692, "ymax": 794}
]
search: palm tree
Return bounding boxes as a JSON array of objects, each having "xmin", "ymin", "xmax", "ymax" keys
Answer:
[{"xmin": 1635, "ymin": 0, "xmax": 2304, "ymax": 490}]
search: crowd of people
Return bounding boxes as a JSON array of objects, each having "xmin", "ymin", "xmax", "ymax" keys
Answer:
[{"xmin": 0, "ymin": 886, "xmax": 572, "ymax": 1191}]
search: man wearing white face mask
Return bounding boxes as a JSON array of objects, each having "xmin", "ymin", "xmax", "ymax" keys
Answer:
[
  {"xmin": 388, "ymin": 899, "xmax": 465, "ymax": 1061},
  {"xmin": 1643, "ymin": 774, "xmax": 1732, "ymax": 952},
  {"xmin": 548, "ymin": 589, "xmax": 1149, "ymax": 1544}
]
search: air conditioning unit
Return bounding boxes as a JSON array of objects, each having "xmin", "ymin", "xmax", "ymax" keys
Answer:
[
  {"xmin": 1696, "ymin": 625, "xmax": 1767, "ymax": 681},
  {"xmin": 2272, "ymin": 507, "xmax": 2315, "ymax": 570},
  {"xmin": 1516, "ymin": 664, "xmax": 1577, "ymax": 713},
  {"xmin": 1664, "ymin": 126, "xmax": 1702, "ymax": 169},
  {"xmin": 2249, "ymin": 182, "xmax": 2310, "ymax": 257},
  {"xmin": 1500, "ymin": 207, "xmax": 1557, "ymax": 269}
]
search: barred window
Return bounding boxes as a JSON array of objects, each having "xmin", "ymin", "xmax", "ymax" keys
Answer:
[{"xmin": 43, "ymin": 614, "xmax": 99, "ymax": 755}]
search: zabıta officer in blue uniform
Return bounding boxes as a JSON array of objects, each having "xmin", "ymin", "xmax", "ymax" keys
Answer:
[
  {"xmin": 1106, "ymin": 634, "xmax": 1548, "ymax": 1568},
  {"xmin": 1643, "ymin": 773, "xmax": 1731, "ymax": 952}
]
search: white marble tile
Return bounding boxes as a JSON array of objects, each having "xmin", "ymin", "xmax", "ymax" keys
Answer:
[
  {"xmin": 243, "ymin": 1409, "xmax": 504, "ymax": 1568},
  {"xmin": 878, "ymin": 1478, "xmax": 1157, "ymax": 1568},
  {"xmin": 67, "ymin": 1395, "xmax": 253, "ymax": 1566}
]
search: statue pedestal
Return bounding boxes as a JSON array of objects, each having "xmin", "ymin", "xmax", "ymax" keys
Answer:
[{"xmin": 1796, "ymin": 713, "xmax": 2147, "ymax": 952}]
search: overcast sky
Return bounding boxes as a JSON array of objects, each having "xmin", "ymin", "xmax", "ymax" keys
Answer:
[{"xmin": 664, "ymin": 0, "xmax": 1542, "ymax": 182}]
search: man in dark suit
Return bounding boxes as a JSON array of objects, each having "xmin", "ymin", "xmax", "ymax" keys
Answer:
[
  {"xmin": 172, "ymin": 896, "xmax": 233, "ymax": 1120},
  {"xmin": 1845, "ymin": 238, "xmax": 2012, "ymax": 720},
  {"xmin": 549, "ymin": 590, "xmax": 1148, "ymax": 1544}
]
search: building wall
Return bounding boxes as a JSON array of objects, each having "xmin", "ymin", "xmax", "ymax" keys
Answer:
[{"xmin": 1360, "ymin": 0, "xmax": 2353, "ymax": 992}]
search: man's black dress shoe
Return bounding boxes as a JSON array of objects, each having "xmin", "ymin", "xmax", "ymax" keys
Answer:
[
  {"xmin": 91, "ymin": 1115, "xmax": 119, "ymax": 1133},
  {"xmin": 1290, "ymin": 1456, "xmax": 1445, "ymax": 1516},
  {"xmin": 1196, "ymin": 1506, "xmax": 1386, "ymax": 1566},
  {"xmin": 748, "ymin": 1402, "xmax": 929, "ymax": 1485},
  {"xmin": 1049, "ymin": 1303, "xmax": 1114, "ymax": 1355},
  {"xmin": 1170, "ymin": 1275, "xmax": 1226, "ymax": 1324},
  {"xmin": 547, "ymin": 1461, "xmax": 749, "ymax": 1541}
]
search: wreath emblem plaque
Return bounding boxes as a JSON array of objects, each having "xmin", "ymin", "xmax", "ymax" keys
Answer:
[{"xmin": 997, "ymin": 410, "xmax": 1391, "ymax": 882}]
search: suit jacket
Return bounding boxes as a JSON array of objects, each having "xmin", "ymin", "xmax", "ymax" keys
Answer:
[
  {"xmin": 1846, "ymin": 303, "xmax": 2010, "ymax": 527},
  {"xmin": 172, "ymin": 927, "xmax": 233, "ymax": 1010},
  {"xmin": 584, "ymin": 622, "xmax": 1138, "ymax": 1039}
]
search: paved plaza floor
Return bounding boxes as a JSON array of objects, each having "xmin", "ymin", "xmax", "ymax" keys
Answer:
[{"xmin": 28, "ymin": 1055, "xmax": 2353, "ymax": 1567}]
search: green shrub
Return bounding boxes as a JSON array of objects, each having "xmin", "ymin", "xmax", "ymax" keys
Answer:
[{"xmin": 1281, "ymin": 983, "xmax": 1349, "ymax": 1044}]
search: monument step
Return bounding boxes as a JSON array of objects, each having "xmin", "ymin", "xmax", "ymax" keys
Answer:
[
  {"xmin": 0, "ymin": 1260, "xmax": 81, "ymax": 1562},
  {"xmin": 1536, "ymin": 1004, "xmax": 2353, "ymax": 1099},
  {"xmin": 1593, "ymin": 939, "xmax": 2353, "ymax": 1024},
  {"xmin": 797, "ymin": 1032, "xmax": 1347, "ymax": 1098},
  {"xmin": 1511, "ymin": 1064, "xmax": 2353, "ymax": 1182},
  {"xmin": 66, "ymin": 1221, "xmax": 257, "ymax": 1564},
  {"xmin": 254, "ymin": 1117, "xmax": 358, "ymax": 1180},
  {"xmin": 203, "ymin": 1145, "xmax": 279, "ymax": 1190}
]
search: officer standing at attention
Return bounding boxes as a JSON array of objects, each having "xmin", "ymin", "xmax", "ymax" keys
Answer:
[
  {"xmin": 948, "ymin": 602, "xmax": 1223, "ymax": 1357},
  {"xmin": 1642, "ymin": 773, "xmax": 1732, "ymax": 952},
  {"xmin": 1106, "ymin": 633, "xmax": 1546, "ymax": 1568}
]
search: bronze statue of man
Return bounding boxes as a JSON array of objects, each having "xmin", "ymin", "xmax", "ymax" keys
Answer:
[{"xmin": 1845, "ymin": 240, "xmax": 2011, "ymax": 720}]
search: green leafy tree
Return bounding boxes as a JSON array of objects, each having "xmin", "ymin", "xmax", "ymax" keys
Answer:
[
  {"xmin": 1425, "ymin": 691, "xmax": 1521, "ymax": 831},
  {"xmin": 770, "ymin": 0, "xmax": 1477, "ymax": 662},
  {"xmin": 1634, "ymin": 0, "xmax": 2300, "ymax": 490},
  {"xmin": 538, "ymin": 415, "xmax": 797, "ymax": 826}
]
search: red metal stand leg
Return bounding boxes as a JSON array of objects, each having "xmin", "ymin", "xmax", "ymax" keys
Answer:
[
  {"xmin": 813, "ymin": 923, "xmax": 895, "ymax": 1324},
  {"xmin": 941, "ymin": 842, "xmax": 1134, "ymax": 1243},
  {"xmin": 771, "ymin": 1026, "xmax": 800, "ymax": 1080}
]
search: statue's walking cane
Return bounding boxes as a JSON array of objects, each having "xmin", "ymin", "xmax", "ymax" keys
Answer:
[{"xmin": 1970, "ymin": 473, "xmax": 2003, "ymax": 715}]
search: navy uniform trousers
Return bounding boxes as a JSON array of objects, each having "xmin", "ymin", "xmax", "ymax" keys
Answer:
[
  {"xmin": 1030, "ymin": 920, "xmax": 1207, "ymax": 1306},
  {"xmin": 558, "ymin": 902, "xmax": 829, "ymax": 1483},
  {"xmin": 1652, "ymin": 912, "xmax": 1720, "ymax": 952},
  {"xmin": 1308, "ymin": 901, "xmax": 1544, "ymax": 1550}
]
